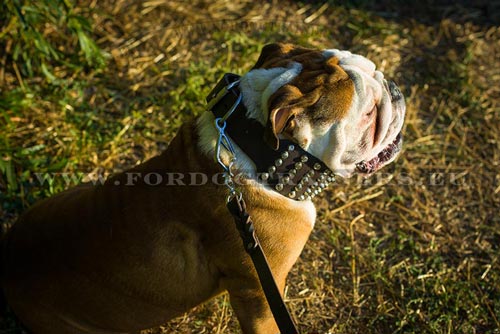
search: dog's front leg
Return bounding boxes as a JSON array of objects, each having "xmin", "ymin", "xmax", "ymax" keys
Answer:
[
  {"xmin": 228, "ymin": 287, "xmax": 280, "ymax": 334},
  {"xmin": 223, "ymin": 271, "xmax": 290, "ymax": 334}
]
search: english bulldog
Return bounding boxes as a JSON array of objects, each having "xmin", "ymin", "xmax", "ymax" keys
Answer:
[{"xmin": 0, "ymin": 43, "xmax": 405, "ymax": 334}]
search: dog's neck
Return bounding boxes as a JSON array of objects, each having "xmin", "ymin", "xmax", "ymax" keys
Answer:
[{"xmin": 197, "ymin": 73, "xmax": 335, "ymax": 202}]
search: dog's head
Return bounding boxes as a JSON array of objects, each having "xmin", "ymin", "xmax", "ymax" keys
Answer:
[{"xmin": 239, "ymin": 43, "xmax": 405, "ymax": 177}]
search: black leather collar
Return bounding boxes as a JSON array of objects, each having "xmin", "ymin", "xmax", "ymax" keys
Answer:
[{"xmin": 206, "ymin": 73, "xmax": 335, "ymax": 201}]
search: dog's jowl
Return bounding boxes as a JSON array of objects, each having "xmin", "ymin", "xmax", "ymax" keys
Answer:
[{"xmin": 0, "ymin": 43, "xmax": 405, "ymax": 334}]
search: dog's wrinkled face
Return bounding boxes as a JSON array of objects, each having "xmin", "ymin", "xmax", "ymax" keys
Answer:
[{"xmin": 239, "ymin": 43, "xmax": 406, "ymax": 177}]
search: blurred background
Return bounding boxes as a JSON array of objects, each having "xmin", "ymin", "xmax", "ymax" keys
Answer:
[{"xmin": 1, "ymin": 1, "xmax": 499, "ymax": 333}]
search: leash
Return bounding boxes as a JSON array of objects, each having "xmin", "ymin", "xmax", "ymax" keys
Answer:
[
  {"xmin": 209, "ymin": 76, "xmax": 299, "ymax": 334},
  {"xmin": 214, "ymin": 131, "xmax": 300, "ymax": 334},
  {"xmin": 227, "ymin": 195, "xmax": 299, "ymax": 334}
]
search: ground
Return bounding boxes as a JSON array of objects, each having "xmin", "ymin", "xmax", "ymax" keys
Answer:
[{"xmin": 0, "ymin": 1, "xmax": 499, "ymax": 333}]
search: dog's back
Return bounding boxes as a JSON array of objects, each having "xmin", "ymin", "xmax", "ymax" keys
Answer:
[{"xmin": 0, "ymin": 122, "xmax": 226, "ymax": 333}]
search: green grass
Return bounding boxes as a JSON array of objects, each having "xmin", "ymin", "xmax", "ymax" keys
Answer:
[{"xmin": 1, "ymin": 1, "xmax": 499, "ymax": 333}]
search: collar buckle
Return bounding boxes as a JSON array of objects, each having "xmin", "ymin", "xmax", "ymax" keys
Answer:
[{"xmin": 206, "ymin": 73, "xmax": 241, "ymax": 112}]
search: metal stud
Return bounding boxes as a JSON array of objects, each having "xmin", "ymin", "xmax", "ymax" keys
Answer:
[
  {"xmin": 289, "ymin": 168, "xmax": 297, "ymax": 177},
  {"xmin": 288, "ymin": 191, "xmax": 296, "ymax": 198},
  {"xmin": 295, "ymin": 162, "xmax": 303, "ymax": 170},
  {"xmin": 307, "ymin": 170, "xmax": 315, "ymax": 177},
  {"xmin": 313, "ymin": 163, "xmax": 322, "ymax": 170},
  {"xmin": 260, "ymin": 173, "xmax": 269, "ymax": 181},
  {"xmin": 268, "ymin": 166, "xmax": 276, "ymax": 174},
  {"xmin": 306, "ymin": 188, "xmax": 312, "ymax": 194},
  {"xmin": 313, "ymin": 181, "xmax": 319, "ymax": 187},
  {"xmin": 288, "ymin": 144, "xmax": 295, "ymax": 151},
  {"xmin": 281, "ymin": 151, "xmax": 289, "ymax": 159},
  {"xmin": 283, "ymin": 176, "xmax": 290, "ymax": 184},
  {"xmin": 302, "ymin": 176, "xmax": 309, "ymax": 183},
  {"xmin": 300, "ymin": 155, "xmax": 309, "ymax": 163},
  {"xmin": 295, "ymin": 184, "xmax": 303, "ymax": 191},
  {"xmin": 298, "ymin": 195, "xmax": 305, "ymax": 201},
  {"xmin": 320, "ymin": 183, "xmax": 326, "ymax": 188},
  {"xmin": 327, "ymin": 176, "xmax": 334, "ymax": 182},
  {"xmin": 275, "ymin": 183, "xmax": 284, "ymax": 191},
  {"xmin": 275, "ymin": 159, "xmax": 283, "ymax": 167}
]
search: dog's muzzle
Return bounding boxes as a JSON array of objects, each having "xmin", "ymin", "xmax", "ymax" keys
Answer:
[{"xmin": 356, "ymin": 79, "xmax": 405, "ymax": 175}]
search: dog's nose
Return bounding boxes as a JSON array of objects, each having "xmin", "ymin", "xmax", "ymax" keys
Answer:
[{"xmin": 388, "ymin": 80, "xmax": 403, "ymax": 102}]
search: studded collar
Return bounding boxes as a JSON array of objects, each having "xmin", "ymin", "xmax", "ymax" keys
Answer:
[{"xmin": 206, "ymin": 73, "xmax": 335, "ymax": 201}]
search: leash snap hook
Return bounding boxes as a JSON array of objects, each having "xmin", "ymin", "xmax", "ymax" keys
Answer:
[{"xmin": 214, "ymin": 117, "xmax": 241, "ymax": 202}]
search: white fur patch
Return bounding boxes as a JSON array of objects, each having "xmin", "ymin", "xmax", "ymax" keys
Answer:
[
  {"xmin": 239, "ymin": 62, "xmax": 302, "ymax": 125},
  {"xmin": 323, "ymin": 49, "xmax": 376, "ymax": 74}
]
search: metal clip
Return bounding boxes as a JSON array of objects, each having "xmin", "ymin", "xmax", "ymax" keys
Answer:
[
  {"xmin": 215, "ymin": 118, "xmax": 236, "ymax": 173},
  {"xmin": 212, "ymin": 82, "xmax": 244, "ymax": 203}
]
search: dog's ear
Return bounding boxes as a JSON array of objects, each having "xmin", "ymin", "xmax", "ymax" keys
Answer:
[
  {"xmin": 264, "ymin": 85, "xmax": 304, "ymax": 150},
  {"xmin": 253, "ymin": 43, "xmax": 295, "ymax": 69}
]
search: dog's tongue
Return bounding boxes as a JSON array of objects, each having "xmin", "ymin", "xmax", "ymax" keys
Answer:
[{"xmin": 356, "ymin": 133, "xmax": 402, "ymax": 174}]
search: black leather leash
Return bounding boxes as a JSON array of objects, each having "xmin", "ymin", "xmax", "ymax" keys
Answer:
[
  {"xmin": 207, "ymin": 73, "xmax": 310, "ymax": 334},
  {"xmin": 226, "ymin": 195, "xmax": 299, "ymax": 334}
]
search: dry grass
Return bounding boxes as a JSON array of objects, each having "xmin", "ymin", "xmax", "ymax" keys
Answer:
[{"xmin": 1, "ymin": 1, "xmax": 499, "ymax": 333}]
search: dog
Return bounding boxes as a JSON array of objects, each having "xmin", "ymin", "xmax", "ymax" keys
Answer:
[{"xmin": 0, "ymin": 43, "xmax": 405, "ymax": 334}]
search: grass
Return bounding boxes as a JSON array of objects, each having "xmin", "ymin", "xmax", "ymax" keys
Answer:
[{"xmin": 1, "ymin": 0, "xmax": 499, "ymax": 333}]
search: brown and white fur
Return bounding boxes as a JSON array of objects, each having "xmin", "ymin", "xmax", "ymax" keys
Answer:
[{"xmin": 0, "ymin": 43, "xmax": 405, "ymax": 334}]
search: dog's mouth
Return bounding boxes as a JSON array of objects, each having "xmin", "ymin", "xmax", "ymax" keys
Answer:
[
  {"xmin": 355, "ymin": 80, "xmax": 404, "ymax": 175},
  {"xmin": 355, "ymin": 132, "xmax": 403, "ymax": 175}
]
